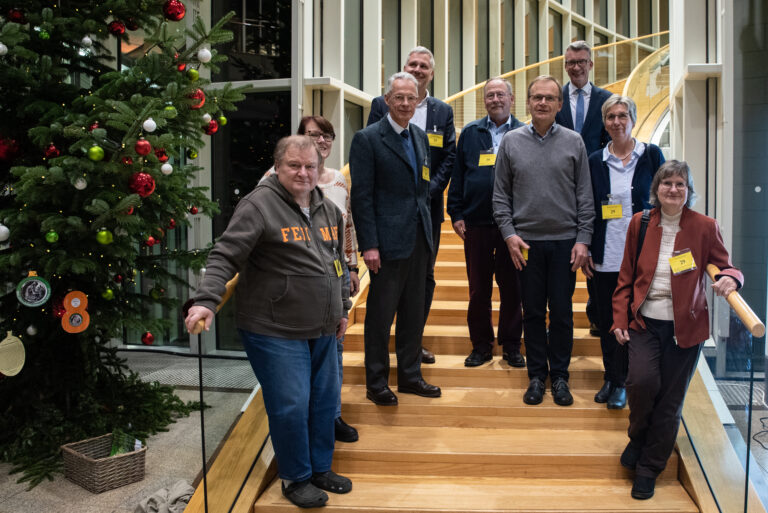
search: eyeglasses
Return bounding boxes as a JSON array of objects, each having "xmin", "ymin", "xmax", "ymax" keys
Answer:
[
  {"xmin": 485, "ymin": 92, "xmax": 509, "ymax": 100},
  {"xmin": 659, "ymin": 180, "xmax": 687, "ymax": 190},
  {"xmin": 529, "ymin": 94, "xmax": 559, "ymax": 103},
  {"xmin": 306, "ymin": 131, "xmax": 335, "ymax": 141},
  {"xmin": 564, "ymin": 59, "xmax": 591, "ymax": 68},
  {"xmin": 390, "ymin": 94, "xmax": 419, "ymax": 104},
  {"xmin": 606, "ymin": 113, "xmax": 631, "ymax": 121}
]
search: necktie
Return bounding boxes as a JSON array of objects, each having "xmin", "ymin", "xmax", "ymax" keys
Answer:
[
  {"xmin": 400, "ymin": 129, "xmax": 419, "ymax": 183},
  {"xmin": 574, "ymin": 89, "xmax": 585, "ymax": 133}
]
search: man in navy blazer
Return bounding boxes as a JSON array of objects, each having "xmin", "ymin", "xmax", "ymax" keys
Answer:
[
  {"xmin": 350, "ymin": 72, "xmax": 441, "ymax": 406},
  {"xmin": 367, "ymin": 46, "xmax": 456, "ymax": 365}
]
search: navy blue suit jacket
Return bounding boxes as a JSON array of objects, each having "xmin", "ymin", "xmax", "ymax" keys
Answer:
[
  {"xmin": 349, "ymin": 118, "xmax": 433, "ymax": 261},
  {"xmin": 556, "ymin": 82, "xmax": 612, "ymax": 155},
  {"xmin": 367, "ymin": 95, "xmax": 456, "ymax": 225}
]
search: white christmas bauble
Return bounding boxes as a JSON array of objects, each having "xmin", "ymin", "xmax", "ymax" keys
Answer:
[
  {"xmin": 26, "ymin": 325, "xmax": 38, "ymax": 336},
  {"xmin": 0, "ymin": 224, "xmax": 9, "ymax": 242},
  {"xmin": 74, "ymin": 177, "xmax": 88, "ymax": 190},
  {"xmin": 115, "ymin": 228, "xmax": 128, "ymax": 237},
  {"xmin": 161, "ymin": 163, "xmax": 173, "ymax": 175},
  {"xmin": 197, "ymin": 48, "xmax": 212, "ymax": 63},
  {"xmin": 0, "ymin": 43, "xmax": 8, "ymax": 56},
  {"xmin": 202, "ymin": 113, "xmax": 212, "ymax": 124},
  {"xmin": 142, "ymin": 118, "xmax": 157, "ymax": 132},
  {"xmin": 81, "ymin": 36, "xmax": 93, "ymax": 47}
]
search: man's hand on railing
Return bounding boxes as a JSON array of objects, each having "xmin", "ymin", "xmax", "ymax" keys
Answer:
[
  {"xmin": 711, "ymin": 276, "xmax": 738, "ymax": 298},
  {"xmin": 186, "ymin": 305, "xmax": 215, "ymax": 334}
]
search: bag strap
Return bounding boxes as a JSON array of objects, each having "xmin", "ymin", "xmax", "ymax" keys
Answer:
[{"xmin": 636, "ymin": 209, "xmax": 651, "ymax": 260}]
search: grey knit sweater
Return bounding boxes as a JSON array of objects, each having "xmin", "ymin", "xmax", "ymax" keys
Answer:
[{"xmin": 492, "ymin": 124, "xmax": 594, "ymax": 244}]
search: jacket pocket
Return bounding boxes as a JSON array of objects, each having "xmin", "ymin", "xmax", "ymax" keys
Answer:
[{"xmin": 270, "ymin": 275, "xmax": 330, "ymax": 329}]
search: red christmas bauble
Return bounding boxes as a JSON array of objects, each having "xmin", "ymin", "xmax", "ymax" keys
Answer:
[
  {"xmin": 125, "ymin": 18, "xmax": 139, "ymax": 31},
  {"xmin": 141, "ymin": 331, "xmax": 155, "ymax": 345},
  {"xmin": 134, "ymin": 138, "xmax": 152, "ymax": 156},
  {"xmin": 114, "ymin": 274, "xmax": 124, "ymax": 283},
  {"xmin": 163, "ymin": 0, "xmax": 186, "ymax": 21},
  {"xmin": 177, "ymin": 62, "xmax": 186, "ymax": 72},
  {"xmin": 122, "ymin": 156, "xmax": 134, "ymax": 165},
  {"xmin": 108, "ymin": 20, "xmax": 126, "ymax": 36},
  {"xmin": 146, "ymin": 236, "xmax": 157, "ymax": 247},
  {"xmin": 52, "ymin": 297, "xmax": 66, "ymax": 318},
  {"xmin": 154, "ymin": 148, "xmax": 169, "ymax": 162},
  {"xmin": 129, "ymin": 172, "xmax": 156, "ymax": 198},
  {"xmin": 168, "ymin": 218, "xmax": 176, "ymax": 229},
  {"xmin": 189, "ymin": 206, "xmax": 198, "ymax": 215},
  {"xmin": 89, "ymin": 121, "xmax": 100, "ymax": 132},
  {"xmin": 125, "ymin": 206, "xmax": 134, "ymax": 215},
  {"xmin": 203, "ymin": 119, "xmax": 219, "ymax": 135},
  {"xmin": 188, "ymin": 88, "xmax": 205, "ymax": 110},
  {"xmin": 44, "ymin": 143, "xmax": 60, "ymax": 159},
  {"xmin": 7, "ymin": 8, "xmax": 25, "ymax": 23},
  {"xmin": 0, "ymin": 137, "xmax": 20, "ymax": 162}
]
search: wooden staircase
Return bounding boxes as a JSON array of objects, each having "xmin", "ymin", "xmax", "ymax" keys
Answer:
[{"xmin": 252, "ymin": 223, "xmax": 700, "ymax": 512}]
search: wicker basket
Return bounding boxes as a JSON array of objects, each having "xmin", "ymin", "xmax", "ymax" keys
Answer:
[{"xmin": 61, "ymin": 433, "xmax": 146, "ymax": 493}]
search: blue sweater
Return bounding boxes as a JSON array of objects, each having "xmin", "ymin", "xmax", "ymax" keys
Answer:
[
  {"xmin": 447, "ymin": 116, "xmax": 524, "ymax": 226},
  {"xmin": 588, "ymin": 143, "xmax": 665, "ymax": 264}
]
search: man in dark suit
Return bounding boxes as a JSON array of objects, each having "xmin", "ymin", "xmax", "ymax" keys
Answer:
[
  {"xmin": 350, "ymin": 72, "xmax": 441, "ymax": 406},
  {"xmin": 555, "ymin": 40, "xmax": 612, "ymax": 336},
  {"xmin": 367, "ymin": 46, "xmax": 456, "ymax": 365}
]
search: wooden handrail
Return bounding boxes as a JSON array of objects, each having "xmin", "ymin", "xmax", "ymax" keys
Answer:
[
  {"xmin": 191, "ymin": 274, "xmax": 240, "ymax": 334},
  {"xmin": 706, "ymin": 264, "xmax": 765, "ymax": 338}
]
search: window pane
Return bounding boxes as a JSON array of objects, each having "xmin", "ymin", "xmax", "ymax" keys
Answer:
[
  {"xmin": 382, "ymin": 0, "xmax": 400, "ymax": 93},
  {"xmin": 548, "ymin": 9, "xmax": 563, "ymax": 85},
  {"xmin": 637, "ymin": 0, "xmax": 652, "ymax": 36},
  {"xmin": 571, "ymin": 21, "xmax": 585, "ymax": 43},
  {"xmin": 476, "ymin": 0, "xmax": 489, "ymax": 82},
  {"xmin": 501, "ymin": 0, "xmax": 515, "ymax": 73},
  {"xmin": 344, "ymin": 0, "xmax": 362, "ymax": 88},
  {"xmin": 448, "ymin": 0, "xmax": 462, "ymax": 94},
  {"xmin": 615, "ymin": 0, "xmax": 630, "ymax": 37},
  {"xmin": 593, "ymin": 0, "xmax": 608, "ymax": 28},
  {"xmin": 593, "ymin": 31, "xmax": 609, "ymax": 87},
  {"xmin": 525, "ymin": 0, "xmax": 539, "ymax": 66},
  {"xmin": 417, "ymin": 0, "xmax": 433, "ymax": 53},
  {"xmin": 573, "ymin": 0, "xmax": 585, "ymax": 16},
  {"xmin": 343, "ymin": 101, "xmax": 363, "ymax": 163}
]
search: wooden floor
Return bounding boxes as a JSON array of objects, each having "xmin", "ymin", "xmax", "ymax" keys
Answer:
[{"xmin": 251, "ymin": 224, "xmax": 701, "ymax": 512}]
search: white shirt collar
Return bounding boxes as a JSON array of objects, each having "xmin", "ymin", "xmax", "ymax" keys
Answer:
[
  {"xmin": 386, "ymin": 113, "xmax": 408, "ymax": 135},
  {"xmin": 571, "ymin": 81, "xmax": 592, "ymax": 97}
]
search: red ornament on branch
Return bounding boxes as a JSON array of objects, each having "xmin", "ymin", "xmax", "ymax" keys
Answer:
[
  {"xmin": 189, "ymin": 206, "xmax": 198, "ymax": 215},
  {"xmin": 203, "ymin": 119, "xmax": 219, "ymax": 135},
  {"xmin": 89, "ymin": 121, "xmax": 100, "ymax": 132},
  {"xmin": 44, "ymin": 144, "xmax": 60, "ymax": 159},
  {"xmin": 129, "ymin": 172, "xmax": 156, "ymax": 198},
  {"xmin": 122, "ymin": 156, "xmax": 134, "ymax": 165},
  {"xmin": 141, "ymin": 331, "xmax": 155, "ymax": 345},
  {"xmin": 0, "ymin": 137, "xmax": 20, "ymax": 162},
  {"xmin": 167, "ymin": 218, "xmax": 176, "ymax": 229},
  {"xmin": 163, "ymin": 0, "xmax": 186, "ymax": 21},
  {"xmin": 154, "ymin": 148, "xmax": 169, "ymax": 162},
  {"xmin": 134, "ymin": 138, "xmax": 152, "ymax": 156},
  {"xmin": 125, "ymin": 18, "xmax": 139, "ymax": 31},
  {"xmin": 107, "ymin": 20, "xmax": 126, "ymax": 36},
  {"xmin": 188, "ymin": 88, "xmax": 205, "ymax": 110},
  {"xmin": 145, "ymin": 236, "xmax": 157, "ymax": 247},
  {"xmin": 7, "ymin": 8, "xmax": 25, "ymax": 23}
]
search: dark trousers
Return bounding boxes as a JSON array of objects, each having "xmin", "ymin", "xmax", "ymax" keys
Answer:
[
  {"xmin": 593, "ymin": 271, "xmax": 628, "ymax": 386},
  {"xmin": 364, "ymin": 225, "xmax": 429, "ymax": 391},
  {"xmin": 586, "ymin": 277, "xmax": 598, "ymax": 324},
  {"xmin": 464, "ymin": 225, "xmax": 523, "ymax": 354},
  {"xmin": 519, "ymin": 239, "xmax": 577, "ymax": 381},
  {"xmin": 423, "ymin": 221, "xmax": 442, "ymax": 323},
  {"xmin": 627, "ymin": 317, "xmax": 701, "ymax": 478}
]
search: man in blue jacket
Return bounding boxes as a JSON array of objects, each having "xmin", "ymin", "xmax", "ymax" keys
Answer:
[
  {"xmin": 367, "ymin": 46, "xmax": 456, "ymax": 364},
  {"xmin": 447, "ymin": 77, "xmax": 525, "ymax": 368}
]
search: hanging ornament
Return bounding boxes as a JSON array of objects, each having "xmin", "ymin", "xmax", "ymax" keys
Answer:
[
  {"xmin": 0, "ymin": 223, "xmax": 9, "ymax": 242},
  {"xmin": 162, "ymin": 0, "xmax": 186, "ymax": 21},
  {"xmin": 154, "ymin": 147, "xmax": 169, "ymax": 162},
  {"xmin": 134, "ymin": 138, "xmax": 152, "ymax": 155},
  {"xmin": 26, "ymin": 325, "xmax": 37, "ymax": 336},
  {"xmin": 108, "ymin": 20, "xmax": 126, "ymax": 36},
  {"xmin": 7, "ymin": 8, "xmax": 25, "ymax": 24},
  {"xmin": 16, "ymin": 272, "xmax": 51, "ymax": 308},
  {"xmin": 189, "ymin": 206, "xmax": 198, "ymax": 215},
  {"xmin": 122, "ymin": 156, "xmax": 134, "ymax": 165},
  {"xmin": 160, "ymin": 163, "xmax": 173, "ymax": 175},
  {"xmin": 0, "ymin": 332, "xmax": 26, "ymax": 377},
  {"xmin": 102, "ymin": 288, "xmax": 115, "ymax": 300},
  {"xmin": 202, "ymin": 113, "xmax": 212, "ymax": 124},
  {"xmin": 142, "ymin": 118, "xmax": 157, "ymax": 133},
  {"xmin": 61, "ymin": 291, "xmax": 90, "ymax": 333},
  {"xmin": 218, "ymin": 115, "xmax": 228, "ymax": 126},
  {"xmin": 188, "ymin": 88, "xmax": 205, "ymax": 110},
  {"xmin": 177, "ymin": 62, "xmax": 186, "ymax": 72},
  {"xmin": 150, "ymin": 286, "xmax": 165, "ymax": 300},
  {"xmin": 45, "ymin": 230, "xmax": 59, "ymax": 243},
  {"xmin": 88, "ymin": 145, "xmax": 105, "ymax": 161},
  {"xmin": 89, "ymin": 121, "xmax": 99, "ymax": 132},
  {"xmin": 204, "ymin": 119, "xmax": 219, "ymax": 135},
  {"xmin": 124, "ymin": 206, "xmax": 134, "ymax": 215},
  {"xmin": 186, "ymin": 149, "xmax": 198, "ymax": 159},
  {"xmin": 163, "ymin": 105, "xmax": 177, "ymax": 118},
  {"xmin": 145, "ymin": 235, "xmax": 157, "ymax": 247},
  {"xmin": 167, "ymin": 218, "xmax": 176, "ymax": 229},
  {"xmin": 0, "ymin": 137, "xmax": 20, "ymax": 162},
  {"xmin": 114, "ymin": 274, "xmax": 124, "ymax": 283},
  {"xmin": 96, "ymin": 228, "xmax": 114, "ymax": 245},
  {"xmin": 197, "ymin": 47, "xmax": 212, "ymax": 63},
  {"xmin": 141, "ymin": 331, "xmax": 155, "ymax": 345},
  {"xmin": 74, "ymin": 177, "xmax": 88, "ymax": 190},
  {"xmin": 0, "ymin": 43, "xmax": 8, "ymax": 56},
  {"xmin": 186, "ymin": 68, "xmax": 199, "ymax": 81},
  {"xmin": 125, "ymin": 18, "xmax": 139, "ymax": 31},
  {"xmin": 44, "ymin": 143, "xmax": 60, "ymax": 159},
  {"xmin": 81, "ymin": 35, "xmax": 93, "ymax": 47},
  {"xmin": 38, "ymin": 29, "xmax": 50, "ymax": 40},
  {"xmin": 129, "ymin": 172, "xmax": 156, "ymax": 197}
]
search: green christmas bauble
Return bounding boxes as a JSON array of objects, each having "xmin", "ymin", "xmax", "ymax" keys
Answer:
[
  {"xmin": 186, "ymin": 148, "xmax": 198, "ymax": 159},
  {"xmin": 163, "ymin": 105, "xmax": 177, "ymax": 118},
  {"xmin": 102, "ymin": 288, "xmax": 115, "ymax": 300},
  {"xmin": 218, "ymin": 115, "xmax": 228, "ymax": 126},
  {"xmin": 150, "ymin": 286, "xmax": 165, "ymax": 300},
  {"xmin": 45, "ymin": 230, "xmax": 59, "ymax": 243},
  {"xmin": 88, "ymin": 145, "xmax": 105, "ymax": 161},
  {"xmin": 186, "ymin": 68, "xmax": 199, "ymax": 81},
  {"xmin": 96, "ymin": 229, "xmax": 113, "ymax": 245},
  {"xmin": 39, "ymin": 30, "xmax": 50, "ymax": 40}
]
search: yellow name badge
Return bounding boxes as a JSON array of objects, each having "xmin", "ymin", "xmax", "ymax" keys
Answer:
[
  {"xmin": 478, "ymin": 153, "xmax": 497, "ymax": 167},
  {"xmin": 521, "ymin": 247, "xmax": 528, "ymax": 260},
  {"xmin": 602, "ymin": 203, "xmax": 623, "ymax": 219},
  {"xmin": 422, "ymin": 165, "xmax": 430, "ymax": 181},
  {"xmin": 669, "ymin": 251, "xmax": 697, "ymax": 275},
  {"xmin": 427, "ymin": 133, "xmax": 443, "ymax": 147},
  {"xmin": 334, "ymin": 259, "xmax": 343, "ymax": 277}
]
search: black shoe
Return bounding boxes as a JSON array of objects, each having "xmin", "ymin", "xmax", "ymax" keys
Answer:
[
  {"xmin": 594, "ymin": 381, "xmax": 614, "ymax": 403},
  {"xmin": 464, "ymin": 350, "xmax": 492, "ymax": 367},
  {"xmin": 366, "ymin": 386, "xmax": 398, "ymax": 406},
  {"xmin": 282, "ymin": 479, "xmax": 328, "ymax": 508},
  {"xmin": 631, "ymin": 475, "xmax": 656, "ymax": 500},
  {"xmin": 523, "ymin": 378, "xmax": 545, "ymax": 405},
  {"xmin": 551, "ymin": 377, "xmax": 574, "ymax": 406},
  {"xmin": 589, "ymin": 322, "xmax": 600, "ymax": 336},
  {"xmin": 620, "ymin": 442, "xmax": 641, "ymax": 470},
  {"xmin": 503, "ymin": 351, "xmax": 526, "ymax": 367},
  {"xmin": 334, "ymin": 417, "xmax": 359, "ymax": 442},
  {"xmin": 607, "ymin": 386, "xmax": 627, "ymax": 409},
  {"xmin": 311, "ymin": 470, "xmax": 352, "ymax": 494},
  {"xmin": 397, "ymin": 378, "xmax": 441, "ymax": 397},
  {"xmin": 421, "ymin": 347, "xmax": 436, "ymax": 364}
]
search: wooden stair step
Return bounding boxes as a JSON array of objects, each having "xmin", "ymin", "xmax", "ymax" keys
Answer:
[
  {"xmin": 330, "ymin": 425, "xmax": 679, "ymax": 480},
  {"xmin": 340, "ymin": 384, "xmax": 628, "ymax": 429},
  {"xmin": 253, "ymin": 474, "xmax": 698, "ymax": 512},
  {"xmin": 343, "ymin": 324, "xmax": 601, "ymax": 356},
  {"xmin": 435, "ymin": 261, "xmax": 587, "ymax": 281},
  {"xmin": 433, "ymin": 279, "xmax": 589, "ymax": 302}
]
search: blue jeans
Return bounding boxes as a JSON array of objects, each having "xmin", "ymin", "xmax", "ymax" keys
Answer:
[
  {"xmin": 239, "ymin": 329, "xmax": 339, "ymax": 482},
  {"xmin": 335, "ymin": 268, "xmax": 350, "ymax": 419}
]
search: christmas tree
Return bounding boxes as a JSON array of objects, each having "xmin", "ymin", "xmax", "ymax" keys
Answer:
[{"xmin": 0, "ymin": 1, "xmax": 245, "ymax": 486}]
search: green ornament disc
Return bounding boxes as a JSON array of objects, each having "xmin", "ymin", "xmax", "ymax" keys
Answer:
[
  {"xmin": 45, "ymin": 230, "xmax": 59, "ymax": 243},
  {"xmin": 16, "ymin": 274, "xmax": 51, "ymax": 308},
  {"xmin": 96, "ymin": 229, "xmax": 114, "ymax": 245},
  {"xmin": 88, "ymin": 145, "xmax": 105, "ymax": 161}
]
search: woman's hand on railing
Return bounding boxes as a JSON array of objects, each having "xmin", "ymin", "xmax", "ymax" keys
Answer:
[
  {"xmin": 711, "ymin": 276, "xmax": 738, "ymax": 298},
  {"xmin": 186, "ymin": 305, "xmax": 215, "ymax": 335}
]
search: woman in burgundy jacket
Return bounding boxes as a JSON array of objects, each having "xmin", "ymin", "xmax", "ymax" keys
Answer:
[{"xmin": 611, "ymin": 160, "xmax": 743, "ymax": 500}]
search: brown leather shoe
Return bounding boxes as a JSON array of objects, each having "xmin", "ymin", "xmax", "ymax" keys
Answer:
[
  {"xmin": 421, "ymin": 347, "xmax": 436, "ymax": 364},
  {"xmin": 397, "ymin": 379, "xmax": 441, "ymax": 397}
]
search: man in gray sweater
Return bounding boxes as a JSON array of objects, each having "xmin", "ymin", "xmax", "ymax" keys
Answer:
[{"xmin": 492, "ymin": 75, "xmax": 594, "ymax": 407}]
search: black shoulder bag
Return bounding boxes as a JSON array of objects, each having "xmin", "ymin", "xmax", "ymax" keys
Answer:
[{"xmin": 628, "ymin": 209, "xmax": 651, "ymax": 321}]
